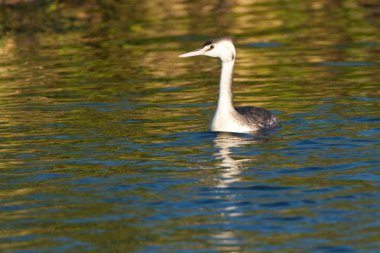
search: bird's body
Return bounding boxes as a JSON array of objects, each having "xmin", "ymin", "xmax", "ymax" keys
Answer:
[{"xmin": 179, "ymin": 37, "xmax": 279, "ymax": 133}]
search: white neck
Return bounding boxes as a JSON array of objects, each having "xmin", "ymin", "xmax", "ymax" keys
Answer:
[
  {"xmin": 211, "ymin": 59, "xmax": 252, "ymax": 132},
  {"xmin": 216, "ymin": 60, "xmax": 235, "ymax": 115}
]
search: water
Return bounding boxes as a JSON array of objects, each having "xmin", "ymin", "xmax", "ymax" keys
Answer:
[{"xmin": 1, "ymin": 1, "xmax": 379, "ymax": 252}]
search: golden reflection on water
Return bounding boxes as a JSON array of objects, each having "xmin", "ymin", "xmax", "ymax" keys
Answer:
[
  {"xmin": 0, "ymin": 0, "xmax": 378, "ymax": 159},
  {"xmin": 0, "ymin": 0, "xmax": 379, "ymax": 252}
]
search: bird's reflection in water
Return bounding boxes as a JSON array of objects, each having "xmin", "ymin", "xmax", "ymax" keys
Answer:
[
  {"xmin": 213, "ymin": 132, "xmax": 260, "ymax": 188},
  {"xmin": 211, "ymin": 132, "xmax": 265, "ymax": 252}
]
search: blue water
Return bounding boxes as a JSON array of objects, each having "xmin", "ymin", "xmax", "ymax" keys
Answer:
[{"xmin": 1, "ymin": 0, "xmax": 380, "ymax": 252}]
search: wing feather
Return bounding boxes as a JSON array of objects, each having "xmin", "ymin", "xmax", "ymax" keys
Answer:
[{"xmin": 235, "ymin": 106, "xmax": 279, "ymax": 129}]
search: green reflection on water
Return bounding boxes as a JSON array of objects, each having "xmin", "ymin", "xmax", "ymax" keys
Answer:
[{"xmin": 0, "ymin": 0, "xmax": 379, "ymax": 252}]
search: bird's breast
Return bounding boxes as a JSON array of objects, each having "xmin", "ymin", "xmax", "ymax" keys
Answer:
[{"xmin": 210, "ymin": 114, "xmax": 258, "ymax": 133}]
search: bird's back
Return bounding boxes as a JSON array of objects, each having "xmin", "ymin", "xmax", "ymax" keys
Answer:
[{"xmin": 235, "ymin": 106, "xmax": 279, "ymax": 130}]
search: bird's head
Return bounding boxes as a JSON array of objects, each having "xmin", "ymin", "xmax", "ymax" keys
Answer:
[{"xmin": 179, "ymin": 37, "xmax": 236, "ymax": 63}]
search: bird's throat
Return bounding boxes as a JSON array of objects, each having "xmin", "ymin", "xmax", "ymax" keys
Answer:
[{"xmin": 216, "ymin": 60, "xmax": 235, "ymax": 115}]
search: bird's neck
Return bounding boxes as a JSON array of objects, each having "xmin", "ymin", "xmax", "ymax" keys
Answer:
[{"xmin": 216, "ymin": 60, "xmax": 235, "ymax": 115}]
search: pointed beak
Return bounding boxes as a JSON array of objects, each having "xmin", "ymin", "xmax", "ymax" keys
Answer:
[{"xmin": 179, "ymin": 48, "xmax": 205, "ymax": 58}]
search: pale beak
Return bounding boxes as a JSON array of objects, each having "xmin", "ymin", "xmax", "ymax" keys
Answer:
[{"xmin": 179, "ymin": 48, "xmax": 205, "ymax": 58}]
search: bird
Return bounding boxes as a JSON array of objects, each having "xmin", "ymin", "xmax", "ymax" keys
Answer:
[{"xmin": 179, "ymin": 37, "xmax": 279, "ymax": 133}]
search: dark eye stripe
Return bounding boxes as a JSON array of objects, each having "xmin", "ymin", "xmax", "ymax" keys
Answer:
[
  {"xmin": 205, "ymin": 44, "xmax": 214, "ymax": 52},
  {"xmin": 202, "ymin": 40, "xmax": 213, "ymax": 47}
]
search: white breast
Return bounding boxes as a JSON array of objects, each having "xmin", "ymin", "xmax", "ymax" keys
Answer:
[{"xmin": 210, "ymin": 113, "xmax": 258, "ymax": 133}]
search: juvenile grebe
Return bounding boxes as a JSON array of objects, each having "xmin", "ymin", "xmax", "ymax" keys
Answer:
[{"xmin": 179, "ymin": 37, "xmax": 279, "ymax": 133}]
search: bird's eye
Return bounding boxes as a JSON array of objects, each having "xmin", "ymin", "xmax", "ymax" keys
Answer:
[{"xmin": 210, "ymin": 45, "xmax": 214, "ymax": 49}]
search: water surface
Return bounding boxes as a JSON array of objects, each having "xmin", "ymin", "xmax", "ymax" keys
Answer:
[{"xmin": 1, "ymin": 1, "xmax": 379, "ymax": 252}]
